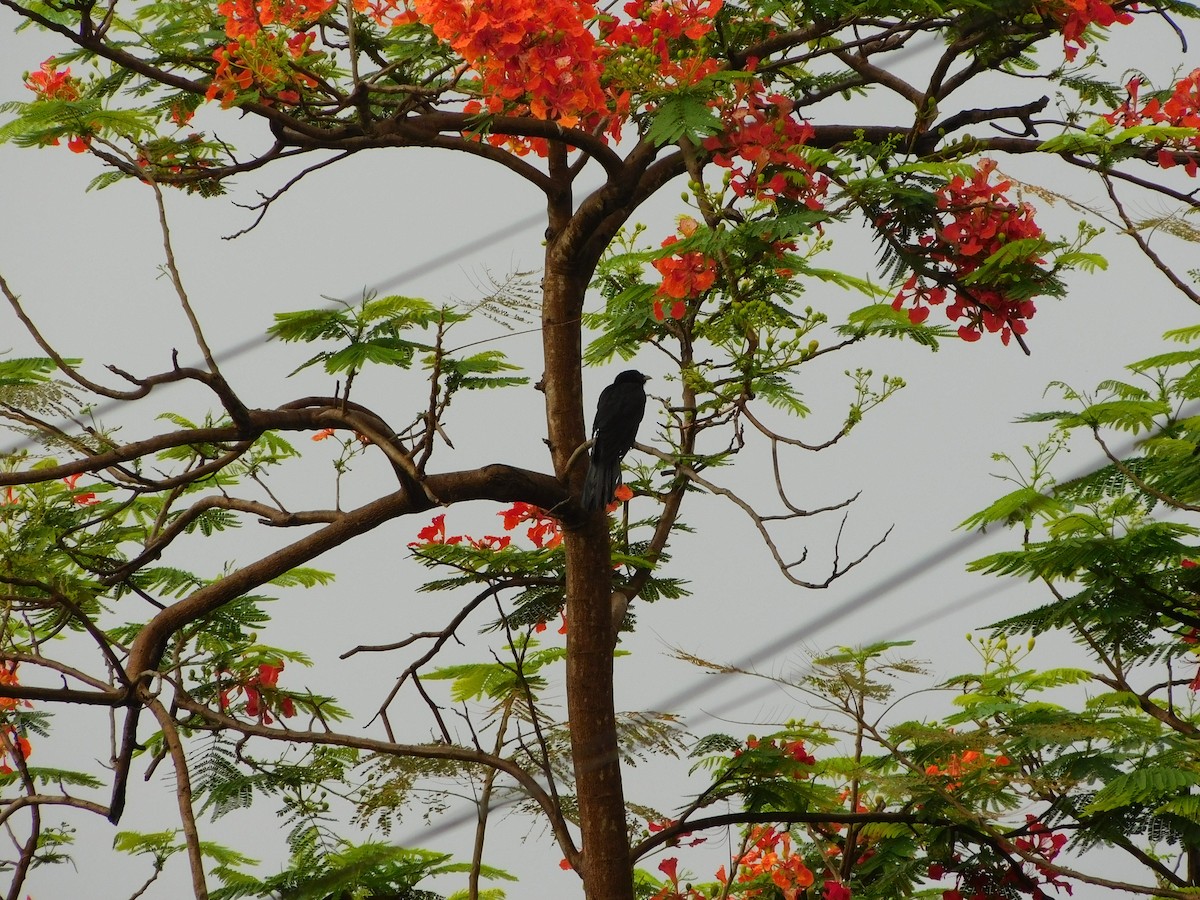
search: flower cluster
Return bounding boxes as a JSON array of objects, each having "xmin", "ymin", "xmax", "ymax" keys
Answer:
[
  {"xmin": 437, "ymin": 0, "xmax": 726, "ymax": 152},
  {"xmin": 499, "ymin": 502, "xmax": 563, "ymax": 549},
  {"xmin": 416, "ymin": 0, "xmax": 608, "ymax": 130},
  {"xmin": 734, "ymin": 735, "xmax": 816, "ymax": 766},
  {"xmin": 930, "ymin": 815, "xmax": 1070, "ymax": 899},
  {"xmin": 731, "ymin": 735, "xmax": 818, "ymax": 781},
  {"xmin": 602, "ymin": 0, "xmax": 721, "ymax": 66},
  {"xmin": 1105, "ymin": 70, "xmax": 1200, "ymax": 176},
  {"xmin": 207, "ymin": 0, "xmax": 411, "ymax": 107},
  {"xmin": 724, "ymin": 826, "xmax": 816, "ymax": 900},
  {"xmin": 24, "ymin": 58, "xmax": 80, "ymax": 101},
  {"xmin": 703, "ymin": 84, "xmax": 829, "ymax": 209},
  {"xmin": 219, "ymin": 661, "xmax": 296, "ymax": 723},
  {"xmin": 1042, "ymin": 0, "xmax": 1135, "ymax": 62},
  {"xmin": 891, "ymin": 159, "xmax": 1044, "ymax": 347},
  {"xmin": 411, "ymin": 501, "xmax": 566, "ymax": 552},
  {"xmin": 22, "ymin": 58, "xmax": 89, "ymax": 152},
  {"xmin": 1014, "ymin": 815, "xmax": 1068, "ymax": 862},
  {"xmin": 0, "ymin": 725, "xmax": 31, "ymax": 776},
  {"xmin": 207, "ymin": 30, "xmax": 319, "ymax": 107},
  {"xmin": 409, "ymin": 502, "xmax": 569, "ymax": 628},
  {"xmin": 924, "ymin": 748, "xmax": 1010, "ymax": 791},
  {"xmin": 355, "ymin": 0, "xmax": 416, "ymax": 26},
  {"xmin": 62, "ymin": 473, "xmax": 98, "ymax": 505},
  {"xmin": 409, "ymin": 513, "xmax": 512, "ymax": 550},
  {"xmin": 647, "ymin": 818, "xmax": 706, "ymax": 848},
  {"xmin": 651, "ymin": 217, "xmax": 718, "ymax": 321},
  {"xmin": 217, "ymin": 0, "xmax": 334, "ymax": 37},
  {"xmin": 0, "ymin": 663, "xmax": 33, "ymax": 776}
]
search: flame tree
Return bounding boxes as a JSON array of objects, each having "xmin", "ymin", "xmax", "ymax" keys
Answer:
[{"xmin": 2, "ymin": 0, "xmax": 1200, "ymax": 897}]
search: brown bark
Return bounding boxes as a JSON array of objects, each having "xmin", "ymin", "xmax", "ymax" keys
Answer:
[
  {"xmin": 563, "ymin": 517, "xmax": 631, "ymax": 900},
  {"xmin": 543, "ymin": 188, "xmax": 634, "ymax": 896}
]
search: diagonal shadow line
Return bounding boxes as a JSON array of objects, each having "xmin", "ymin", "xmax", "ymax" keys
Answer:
[
  {"xmin": 1, "ymin": 208, "xmax": 547, "ymax": 455},
  {"xmin": 392, "ymin": 409, "xmax": 1193, "ymax": 847}
]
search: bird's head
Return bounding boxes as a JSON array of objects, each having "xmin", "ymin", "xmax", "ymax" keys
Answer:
[{"xmin": 616, "ymin": 370, "xmax": 650, "ymax": 385}]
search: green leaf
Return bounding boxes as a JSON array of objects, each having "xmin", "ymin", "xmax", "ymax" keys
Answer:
[
  {"xmin": 1084, "ymin": 767, "xmax": 1200, "ymax": 814},
  {"xmin": 645, "ymin": 92, "xmax": 723, "ymax": 146},
  {"xmin": 0, "ymin": 357, "xmax": 77, "ymax": 386},
  {"xmin": 959, "ymin": 486, "xmax": 1061, "ymax": 532},
  {"xmin": 269, "ymin": 567, "xmax": 335, "ymax": 588},
  {"xmin": 1055, "ymin": 399, "xmax": 1171, "ymax": 433},
  {"xmin": 838, "ymin": 304, "xmax": 950, "ymax": 348}
]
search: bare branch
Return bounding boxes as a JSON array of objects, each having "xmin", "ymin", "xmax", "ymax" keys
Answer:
[
  {"xmin": 224, "ymin": 151, "xmax": 356, "ymax": 240},
  {"xmin": 0, "ymin": 793, "xmax": 110, "ymax": 830},
  {"xmin": 167, "ymin": 687, "xmax": 579, "ymax": 856},
  {"xmin": 1101, "ymin": 173, "xmax": 1200, "ymax": 306},
  {"xmin": 672, "ymin": 460, "xmax": 891, "ymax": 588},
  {"xmin": 143, "ymin": 694, "xmax": 208, "ymax": 900}
]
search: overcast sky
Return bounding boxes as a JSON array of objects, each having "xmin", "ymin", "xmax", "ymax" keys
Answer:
[{"xmin": 2, "ymin": 12, "xmax": 1200, "ymax": 898}]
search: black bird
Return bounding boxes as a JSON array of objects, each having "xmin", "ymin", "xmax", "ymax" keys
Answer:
[{"xmin": 580, "ymin": 370, "xmax": 650, "ymax": 511}]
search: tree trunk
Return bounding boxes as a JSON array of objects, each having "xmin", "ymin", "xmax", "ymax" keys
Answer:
[
  {"xmin": 542, "ymin": 248, "xmax": 633, "ymax": 898},
  {"xmin": 563, "ymin": 514, "xmax": 631, "ymax": 899}
]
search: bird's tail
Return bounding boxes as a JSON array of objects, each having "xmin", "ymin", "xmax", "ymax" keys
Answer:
[{"xmin": 580, "ymin": 458, "xmax": 617, "ymax": 511}]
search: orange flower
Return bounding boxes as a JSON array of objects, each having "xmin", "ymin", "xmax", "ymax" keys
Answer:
[
  {"xmin": 413, "ymin": 0, "xmax": 608, "ymax": 135},
  {"xmin": 24, "ymin": 58, "xmax": 80, "ymax": 100}
]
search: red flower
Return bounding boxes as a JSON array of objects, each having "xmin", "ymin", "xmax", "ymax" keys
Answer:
[
  {"xmin": 823, "ymin": 881, "xmax": 852, "ymax": 900},
  {"xmin": 784, "ymin": 739, "xmax": 815, "ymax": 766},
  {"xmin": 498, "ymin": 502, "xmax": 562, "ymax": 548},
  {"xmin": 62, "ymin": 473, "xmax": 98, "ymax": 505},
  {"xmin": 1046, "ymin": 0, "xmax": 1134, "ymax": 61},
  {"xmin": 464, "ymin": 534, "xmax": 512, "ymax": 551},
  {"xmin": 1104, "ymin": 69, "xmax": 1200, "ymax": 177},
  {"xmin": 24, "ymin": 58, "xmax": 80, "ymax": 100},
  {"xmin": 535, "ymin": 611, "xmax": 568, "ymax": 634},
  {"xmin": 653, "ymin": 235, "xmax": 717, "ymax": 301},
  {"xmin": 658, "ymin": 856, "xmax": 679, "ymax": 882},
  {"xmin": 410, "ymin": 513, "xmax": 464, "ymax": 547},
  {"xmin": 223, "ymin": 660, "xmax": 295, "ymax": 722},
  {"xmin": 413, "ymin": 0, "xmax": 607, "ymax": 139},
  {"xmin": 604, "ymin": 483, "xmax": 636, "ymax": 512},
  {"xmin": 1015, "ymin": 824, "xmax": 1068, "ymax": 859},
  {"xmin": 890, "ymin": 159, "xmax": 1044, "ymax": 347},
  {"xmin": 702, "ymin": 83, "xmax": 829, "ymax": 208},
  {"xmin": 0, "ymin": 726, "xmax": 32, "ymax": 774}
]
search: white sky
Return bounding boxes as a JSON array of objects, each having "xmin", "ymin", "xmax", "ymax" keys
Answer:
[{"xmin": 1, "ymin": 11, "xmax": 1199, "ymax": 898}]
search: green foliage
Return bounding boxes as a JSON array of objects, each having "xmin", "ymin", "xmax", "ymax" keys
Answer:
[
  {"xmin": 838, "ymin": 303, "xmax": 950, "ymax": 348},
  {"xmin": 436, "ymin": 349, "xmax": 527, "ymax": 391},
  {"xmin": 1, "ymin": 0, "xmax": 1195, "ymax": 897},
  {"xmin": 269, "ymin": 294, "xmax": 445, "ymax": 377},
  {"xmin": 209, "ymin": 841, "xmax": 513, "ymax": 900},
  {"xmin": 425, "ymin": 639, "xmax": 566, "ymax": 703},
  {"xmin": 0, "ymin": 356, "xmax": 77, "ymax": 387},
  {"xmin": 645, "ymin": 90, "xmax": 724, "ymax": 146}
]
